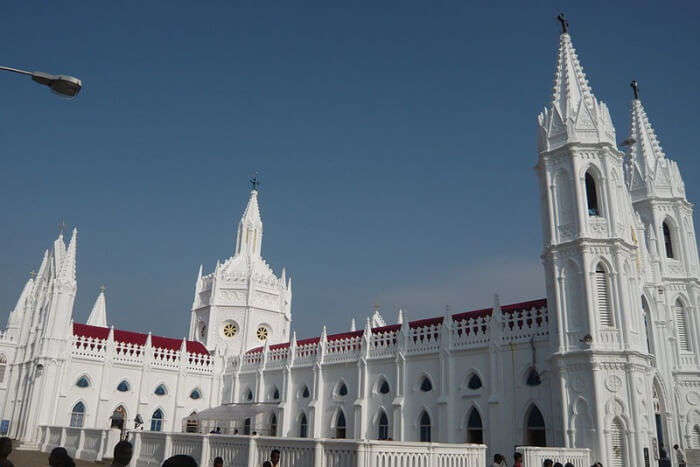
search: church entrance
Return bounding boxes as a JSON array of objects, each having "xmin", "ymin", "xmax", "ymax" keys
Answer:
[
  {"xmin": 653, "ymin": 380, "xmax": 668, "ymax": 456},
  {"xmin": 110, "ymin": 406, "xmax": 127, "ymax": 431}
]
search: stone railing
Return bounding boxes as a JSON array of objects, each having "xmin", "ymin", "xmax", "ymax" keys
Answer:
[
  {"xmin": 72, "ymin": 335, "xmax": 215, "ymax": 375},
  {"xmin": 130, "ymin": 432, "xmax": 486, "ymax": 467},
  {"xmin": 516, "ymin": 446, "xmax": 591, "ymax": 467},
  {"xmin": 38, "ymin": 425, "xmax": 111, "ymax": 462},
  {"xmin": 233, "ymin": 302, "xmax": 549, "ymax": 373}
]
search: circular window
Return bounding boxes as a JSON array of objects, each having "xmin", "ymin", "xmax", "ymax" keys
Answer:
[
  {"xmin": 222, "ymin": 321, "xmax": 238, "ymax": 338},
  {"xmin": 256, "ymin": 326, "xmax": 269, "ymax": 341}
]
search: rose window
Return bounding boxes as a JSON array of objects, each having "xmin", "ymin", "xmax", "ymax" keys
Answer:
[
  {"xmin": 256, "ymin": 326, "xmax": 269, "ymax": 341},
  {"xmin": 223, "ymin": 322, "xmax": 238, "ymax": 338}
]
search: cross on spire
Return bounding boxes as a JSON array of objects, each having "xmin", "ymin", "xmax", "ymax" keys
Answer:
[
  {"xmin": 557, "ymin": 13, "xmax": 569, "ymax": 34},
  {"xmin": 631, "ymin": 80, "xmax": 640, "ymax": 100},
  {"xmin": 29, "ymin": 270, "xmax": 36, "ymax": 278},
  {"xmin": 249, "ymin": 173, "xmax": 261, "ymax": 191},
  {"xmin": 58, "ymin": 219, "xmax": 66, "ymax": 235}
]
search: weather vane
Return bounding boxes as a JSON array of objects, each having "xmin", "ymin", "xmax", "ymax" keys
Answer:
[
  {"xmin": 630, "ymin": 80, "xmax": 640, "ymax": 100},
  {"xmin": 249, "ymin": 173, "xmax": 261, "ymax": 191},
  {"xmin": 557, "ymin": 13, "xmax": 569, "ymax": 34}
]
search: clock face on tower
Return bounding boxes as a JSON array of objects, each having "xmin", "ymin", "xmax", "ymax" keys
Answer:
[{"xmin": 221, "ymin": 321, "xmax": 238, "ymax": 338}]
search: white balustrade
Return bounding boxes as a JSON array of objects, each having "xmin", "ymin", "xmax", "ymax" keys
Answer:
[
  {"xmin": 39, "ymin": 426, "xmax": 110, "ymax": 462},
  {"xmin": 128, "ymin": 432, "xmax": 486, "ymax": 467},
  {"xmin": 516, "ymin": 446, "xmax": 591, "ymax": 467}
]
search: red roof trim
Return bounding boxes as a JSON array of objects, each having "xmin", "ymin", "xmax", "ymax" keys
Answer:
[
  {"xmin": 244, "ymin": 298, "xmax": 547, "ymax": 354},
  {"xmin": 73, "ymin": 323, "xmax": 209, "ymax": 355}
]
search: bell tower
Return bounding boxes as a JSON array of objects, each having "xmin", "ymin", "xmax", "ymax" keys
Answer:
[
  {"xmin": 537, "ymin": 16, "xmax": 652, "ymax": 465},
  {"xmin": 189, "ymin": 184, "xmax": 292, "ymax": 355}
]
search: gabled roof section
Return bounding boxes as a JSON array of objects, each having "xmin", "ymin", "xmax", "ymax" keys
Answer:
[
  {"xmin": 246, "ymin": 298, "xmax": 547, "ymax": 354},
  {"xmin": 73, "ymin": 323, "xmax": 209, "ymax": 355},
  {"xmin": 87, "ymin": 288, "xmax": 107, "ymax": 327}
]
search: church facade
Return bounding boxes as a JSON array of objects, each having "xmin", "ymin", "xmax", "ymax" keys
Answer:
[{"xmin": 1, "ymin": 23, "xmax": 698, "ymax": 467}]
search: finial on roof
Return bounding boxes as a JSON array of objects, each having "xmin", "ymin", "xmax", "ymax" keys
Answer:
[
  {"xmin": 631, "ymin": 80, "xmax": 640, "ymax": 100},
  {"xmin": 350, "ymin": 318, "xmax": 356, "ymax": 332},
  {"xmin": 557, "ymin": 13, "xmax": 569, "ymax": 34},
  {"xmin": 397, "ymin": 309, "xmax": 404, "ymax": 325},
  {"xmin": 29, "ymin": 270, "xmax": 36, "ymax": 278},
  {"xmin": 100, "ymin": 284, "xmax": 106, "ymax": 293},
  {"xmin": 58, "ymin": 218, "xmax": 66, "ymax": 236},
  {"xmin": 373, "ymin": 302, "xmax": 380, "ymax": 312},
  {"xmin": 494, "ymin": 293, "xmax": 500, "ymax": 307},
  {"xmin": 249, "ymin": 172, "xmax": 261, "ymax": 191}
]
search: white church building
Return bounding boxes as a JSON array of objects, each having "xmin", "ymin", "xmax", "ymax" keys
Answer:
[{"xmin": 2, "ymin": 21, "xmax": 699, "ymax": 467}]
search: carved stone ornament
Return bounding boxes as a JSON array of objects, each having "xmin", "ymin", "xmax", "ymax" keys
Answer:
[
  {"xmin": 605, "ymin": 375, "xmax": 623, "ymax": 393},
  {"xmin": 686, "ymin": 391, "xmax": 700, "ymax": 406}
]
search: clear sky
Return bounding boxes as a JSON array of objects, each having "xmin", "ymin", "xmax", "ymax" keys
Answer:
[{"xmin": 1, "ymin": 2, "xmax": 698, "ymax": 340}]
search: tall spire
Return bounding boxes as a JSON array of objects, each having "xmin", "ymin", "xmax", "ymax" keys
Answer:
[
  {"xmin": 58, "ymin": 228, "xmax": 77, "ymax": 283},
  {"xmin": 538, "ymin": 20, "xmax": 616, "ymax": 152},
  {"xmin": 87, "ymin": 286, "xmax": 107, "ymax": 327},
  {"xmin": 235, "ymin": 189, "xmax": 263, "ymax": 257},
  {"xmin": 625, "ymin": 83, "xmax": 685, "ymax": 200}
]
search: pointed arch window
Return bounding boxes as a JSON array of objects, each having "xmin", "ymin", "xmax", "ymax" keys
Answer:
[
  {"xmin": 467, "ymin": 373, "xmax": 482, "ymax": 390},
  {"xmin": 663, "ymin": 222, "xmax": 675, "ymax": 258},
  {"xmin": 585, "ymin": 172, "xmax": 600, "ymax": 216},
  {"xmin": 154, "ymin": 384, "xmax": 167, "ymax": 396},
  {"xmin": 302, "ymin": 385, "xmax": 310, "ymax": 398},
  {"xmin": 0, "ymin": 354, "xmax": 7, "ymax": 383},
  {"xmin": 299, "ymin": 413, "xmax": 308, "ymax": 438},
  {"xmin": 420, "ymin": 376, "xmax": 432, "ymax": 392},
  {"xmin": 335, "ymin": 410, "xmax": 346, "ymax": 439},
  {"xmin": 419, "ymin": 411, "xmax": 431, "ymax": 442},
  {"xmin": 377, "ymin": 410, "xmax": 389, "ymax": 440},
  {"xmin": 76, "ymin": 376, "xmax": 90, "ymax": 388},
  {"xmin": 525, "ymin": 405, "xmax": 546, "ymax": 446},
  {"xmin": 70, "ymin": 402, "xmax": 85, "ymax": 428},
  {"xmin": 337, "ymin": 382, "xmax": 348, "ymax": 397},
  {"xmin": 609, "ymin": 418, "xmax": 626, "ymax": 467},
  {"xmin": 271, "ymin": 386, "xmax": 280, "ymax": 400},
  {"xmin": 466, "ymin": 408, "xmax": 483, "ymax": 443},
  {"xmin": 270, "ymin": 413, "xmax": 277, "ymax": 436},
  {"xmin": 642, "ymin": 296, "xmax": 654, "ymax": 356},
  {"xmin": 246, "ymin": 389, "xmax": 253, "ymax": 401},
  {"xmin": 525, "ymin": 367, "xmax": 541, "ymax": 386},
  {"xmin": 595, "ymin": 264, "xmax": 614, "ymax": 327},
  {"xmin": 117, "ymin": 380, "xmax": 130, "ymax": 392},
  {"xmin": 150, "ymin": 409, "xmax": 164, "ymax": 432},
  {"xmin": 378, "ymin": 378, "xmax": 390, "ymax": 395},
  {"xmin": 243, "ymin": 418, "xmax": 251, "ymax": 435},
  {"xmin": 675, "ymin": 299, "xmax": 692, "ymax": 352},
  {"xmin": 190, "ymin": 388, "xmax": 201, "ymax": 400}
]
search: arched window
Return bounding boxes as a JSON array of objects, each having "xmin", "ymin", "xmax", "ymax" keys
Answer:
[
  {"xmin": 299, "ymin": 413, "xmax": 308, "ymax": 438},
  {"xmin": 185, "ymin": 412, "xmax": 199, "ymax": 433},
  {"xmin": 378, "ymin": 379, "xmax": 390, "ymax": 395},
  {"xmin": 609, "ymin": 418, "xmax": 626, "ymax": 466},
  {"xmin": 150, "ymin": 409, "xmax": 164, "ymax": 431},
  {"xmin": 302, "ymin": 385, "xmax": 310, "ymax": 398},
  {"xmin": 420, "ymin": 376, "xmax": 432, "ymax": 392},
  {"xmin": 190, "ymin": 388, "xmax": 201, "ymax": 400},
  {"xmin": 675, "ymin": 299, "xmax": 692, "ymax": 352},
  {"xmin": 272, "ymin": 386, "xmax": 280, "ymax": 400},
  {"xmin": 693, "ymin": 425, "xmax": 700, "ymax": 448},
  {"xmin": 466, "ymin": 408, "xmax": 483, "ymax": 443},
  {"xmin": 467, "ymin": 373, "xmax": 482, "ymax": 390},
  {"xmin": 270, "ymin": 413, "xmax": 277, "ymax": 436},
  {"xmin": 154, "ymin": 384, "xmax": 167, "ymax": 396},
  {"xmin": 377, "ymin": 410, "xmax": 389, "ymax": 440},
  {"xmin": 117, "ymin": 380, "xmax": 130, "ymax": 392},
  {"xmin": 525, "ymin": 367, "xmax": 541, "ymax": 386},
  {"xmin": 663, "ymin": 222, "xmax": 674, "ymax": 258},
  {"xmin": 337, "ymin": 382, "xmax": 348, "ymax": 397},
  {"xmin": 70, "ymin": 402, "xmax": 85, "ymax": 427},
  {"xmin": 595, "ymin": 263, "xmax": 613, "ymax": 327},
  {"xmin": 246, "ymin": 389, "xmax": 253, "ymax": 401},
  {"xmin": 585, "ymin": 172, "xmax": 600, "ymax": 216},
  {"xmin": 243, "ymin": 418, "xmax": 251, "ymax": 435},
  {"xmin": 335, "ymin": 410, "xmax": 346, "ymax": 439},
  {"xmin": 525, "ymin": 405, "xmax": 546, "ymax": 446},
  {"xmin": 76, "ymin": 376, "xmax": 90, "ymax": 388},
  {"xmin": 419, "ymin": 411, "xmax": 431, "ymax": 442},
  {"xmin": 0, "ymin": 354, "xmax": 7, "ymax": 383},
  {"xmin": 111, "ymin": 405, "xmax": 127, "ymax": 430}
]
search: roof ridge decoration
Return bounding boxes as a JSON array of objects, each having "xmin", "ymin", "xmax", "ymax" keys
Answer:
[
  {"xmin": 87, "ymin": 287, "xmax": 107, "ymax": 327},
  {"xmin": 538, "ymin": 30, "xmax": 616, "ymax": 152}
]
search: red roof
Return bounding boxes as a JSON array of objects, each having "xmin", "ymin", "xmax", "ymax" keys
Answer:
[
  {"xmin": 246, "ymin": 298, "xmax": 547, "ymax": 354},
  {"xmin": 73, "ymin": 323, "xmax": 209, "ymax": 355}
]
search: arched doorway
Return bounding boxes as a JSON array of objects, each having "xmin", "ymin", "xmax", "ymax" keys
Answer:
[
  {"xmin": 653, "ymin": 380, "xmax": 669, "ymax": 455},
  {"xmin": 110, "ymin": 405, "xmax": 127, "ymax": 431},
  {"xmin": 466, "ymin": 407, "xmax": 483, "ymax": 443},
  {"xmin": 524, "ymin": 405, "xmax": 546, "ymax": 446}
]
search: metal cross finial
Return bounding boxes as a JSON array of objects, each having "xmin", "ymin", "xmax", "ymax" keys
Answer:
[
  {"xmin": 631, "ymin": 80, "xmax": 640, "ymax": 100},
  {"xmin": 249, "ymin": 173, "xmax": 261, "ymax": 191},
  {"xmin": 557, "ymin": 13, "xmax": 569, "ymax": 34},
  {"xmin": 30, "ymin": 270, "xmax": 37, "ymax": 278},
  {"xmin": 100, "ymin": 284, "xmax": 106, "ymax": 293},
  {"xmin": 58, "ymin": 219, "xmax": 66, "ymax": 235}
]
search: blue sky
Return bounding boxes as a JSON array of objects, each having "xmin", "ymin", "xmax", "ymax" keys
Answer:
[{"xmin": 1, "ymin": 2, "xmax": 698, "ymax": 340}]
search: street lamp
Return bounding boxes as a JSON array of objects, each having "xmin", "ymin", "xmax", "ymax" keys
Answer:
[{"xmin": 0, "ymin": 65, "xmax": 82, "ymax": 98}]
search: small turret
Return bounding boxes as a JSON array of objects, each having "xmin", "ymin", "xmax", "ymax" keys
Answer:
[{"xmin": 87, "ymin": 286, "xmax": 107, "ymax": 328}]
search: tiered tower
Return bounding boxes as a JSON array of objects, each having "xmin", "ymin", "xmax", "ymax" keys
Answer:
[
  {"xmin": 189, "ymin": 189, "xmax": 292, "ymax": 355},
  {"xmin": 537, "ymin": 22, "xmax": 654, "ymax": 464}
]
